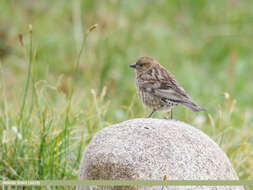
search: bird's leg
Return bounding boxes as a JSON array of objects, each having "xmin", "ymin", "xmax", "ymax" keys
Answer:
[
  {"xmin": 166, "ymin": 109, "xmax": 173, "ymax": 120},
  {"xmin": 147, "ymin": 110, "xmax": 155, "ymax": 118},
  {"xmin": 165, "ymin": 110, "xmax": 170, "ymax": 120},
  {"xmin": 170, "ymin": 109, "xmax": 173, "ymax": 120}
]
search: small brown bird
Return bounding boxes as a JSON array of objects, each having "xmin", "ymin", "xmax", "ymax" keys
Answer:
[{"xmin": 130, "ymin": 56, "xmax": 206, "ymax": 119}]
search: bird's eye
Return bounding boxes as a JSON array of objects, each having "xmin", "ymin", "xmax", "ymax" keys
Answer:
[{"xmin": 139, "ymin": 64, "xmax": 144, "ymax": 67}]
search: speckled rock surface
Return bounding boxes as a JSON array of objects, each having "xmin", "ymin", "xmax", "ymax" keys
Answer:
[{"xmin": 77, "ymin": 118, "xmax": 244, "ymax": 190}]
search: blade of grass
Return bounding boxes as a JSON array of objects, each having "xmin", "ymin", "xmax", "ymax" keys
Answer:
[{"xmin": 19, "ymin": 25, "xmax": 33, "ymax": 125}]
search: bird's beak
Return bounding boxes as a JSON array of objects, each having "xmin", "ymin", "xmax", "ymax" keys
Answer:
[{"xmin": 130, "ymin": 63, "xmax": 136, "ymax": 69}]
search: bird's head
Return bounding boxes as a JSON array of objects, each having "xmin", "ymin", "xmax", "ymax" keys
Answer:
[{"xmin": 130, "ymin": 56, "xmax": 156, "ymax": 73}]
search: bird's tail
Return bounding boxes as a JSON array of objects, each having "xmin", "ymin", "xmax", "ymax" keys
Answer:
[{"xmin": 183, "ymin": 101, "xmax": 207, "ymax": 112}]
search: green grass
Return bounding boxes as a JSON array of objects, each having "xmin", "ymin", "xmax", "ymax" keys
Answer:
[{"xmin": 0, "ymin": 0, "xmax": 253, "ymax": 189}]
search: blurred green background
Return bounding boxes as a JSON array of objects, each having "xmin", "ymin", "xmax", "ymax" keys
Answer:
[{"xmin": 0, "ymin": 0, "xmax": 253, "ymax": 188}]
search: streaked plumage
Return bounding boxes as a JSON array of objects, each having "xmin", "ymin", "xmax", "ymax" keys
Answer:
[{"xmin": 130, "ymin": 56, "xmax": 205, "ymax": 118}]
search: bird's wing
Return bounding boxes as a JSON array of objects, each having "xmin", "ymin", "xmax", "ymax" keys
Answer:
[
  {"xmin": 138, "ymin": 64, "xmax": 193, "ymax": 103},
  {"xmin": 138, "ymin": 80, "xmax": 191, "ymax": 103},
  {"xmin": 138, "ymin": 65, "xmax": 205, "ymax": 112}
]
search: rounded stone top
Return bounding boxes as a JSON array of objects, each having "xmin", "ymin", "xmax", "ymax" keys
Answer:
[{"xmin": 77, "ymin": 118, "xmax": 244, "ymax": 190}]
